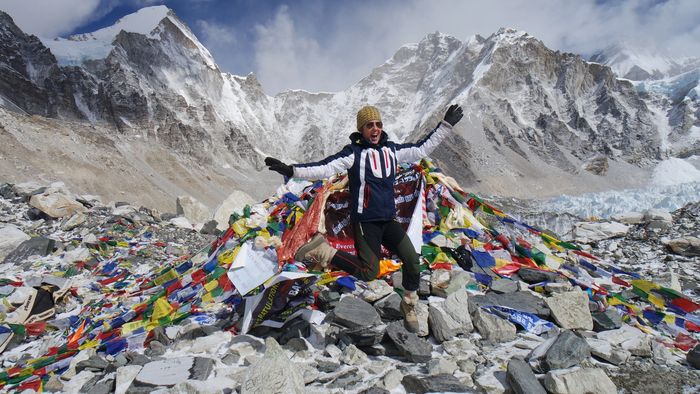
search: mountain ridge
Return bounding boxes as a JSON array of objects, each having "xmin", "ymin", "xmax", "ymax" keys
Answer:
[{"xmin": 0, "ymin": 6, "xmax": 697, "ymax": 211}]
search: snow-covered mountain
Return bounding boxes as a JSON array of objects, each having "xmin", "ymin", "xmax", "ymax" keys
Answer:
[
  {"xmin": 590, "ymin": 45, "xmax": 700, "ymax": 158},
  {"xmin": 0, "ymin": 5, "xmax": 697, "ymax": 209}
]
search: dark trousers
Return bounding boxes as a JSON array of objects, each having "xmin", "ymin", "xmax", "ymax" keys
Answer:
[{"xmin": 329, "ymin": 220, "xmax": 420, "ymax": 291}]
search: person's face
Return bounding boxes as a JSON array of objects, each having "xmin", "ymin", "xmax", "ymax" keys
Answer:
[{"xmin": 361, "ymin": 120, "xmax": 383, "ymax": 144}]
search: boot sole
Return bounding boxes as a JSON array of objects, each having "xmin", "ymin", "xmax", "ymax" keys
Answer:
[{"xmin": 294, "ymin": 233, "xmax": 326, "ymax": 262}]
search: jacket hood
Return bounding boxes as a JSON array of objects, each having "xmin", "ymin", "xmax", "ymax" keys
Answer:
[{"xmin": 349, "ymin": 130, "xmax": 388, "ymax": 147}]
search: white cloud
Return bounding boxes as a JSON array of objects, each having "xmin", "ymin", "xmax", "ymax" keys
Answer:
[
  {"xmin": 2, "ymin": 0, "xmax": 102, "ymax": 37},
  {"xmin": 196, "ymin": 20, "xmax": 236, "ymax": 46},
  {"xmin": 251, "ymin": 0, "xmax": 700, "ymax": 94}
]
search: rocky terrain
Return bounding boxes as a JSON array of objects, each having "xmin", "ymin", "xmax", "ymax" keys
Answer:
[{"xmin": 0, "ymin": 178, "xmax": 698, "ymax": 393}]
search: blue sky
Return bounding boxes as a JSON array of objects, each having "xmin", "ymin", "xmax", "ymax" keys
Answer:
[{"xmin": 3, "ymin": 0, "xmax": 699, "ymax": 94}]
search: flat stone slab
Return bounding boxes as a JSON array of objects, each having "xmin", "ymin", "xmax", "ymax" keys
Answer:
[
  {"xmin": 130, "ymin": 356, "xmax": 213, "ymax": 390},
  {"xmin": 469, "ymin": 291, "xmax": 550, "ymax": 318},
  {"xmin": 385, "ymin": 321, "xmax": 432, "ymax": 363},
  {"xmin": 333, "ymin": 296, "xmax": 381, "ymax": 329},
  {"xmin": 402, "ymin": 374, "xmax": 470, "ymax": 394},
  {"xmin": 3, "ymin": 237, "xmax": 55, "ymax": 266},
  {"xmin": 507, "ymin": 358, "xmax": 546, "ymax": 394},
  {"xmin": 545, "ymin": 290, "xmax": 593, "ymax": 330}
]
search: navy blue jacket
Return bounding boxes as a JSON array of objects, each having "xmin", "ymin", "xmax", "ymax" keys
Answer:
[{"xmin": 293, "ymin": 121, "xmax": 453, "ymax": 222}]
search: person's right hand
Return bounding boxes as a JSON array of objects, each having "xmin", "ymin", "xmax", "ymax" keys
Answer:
[
  {"xmin": 265, "ymin": 157, "xmax": 293, "ymax": 178},
  {"xmin": 443, "ymin": 104, "xmax": 463, "ymax": 126}
]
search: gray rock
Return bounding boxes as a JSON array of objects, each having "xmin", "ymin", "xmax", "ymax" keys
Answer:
[
  {"xmin": 664, "ymin": 236, "xmax": 700, "ymax": 257},
  {"xmin": 3, "ymin": 236, "xmax": 55, "ymax": 265},
  {"xmin": 241, "ymin": 337, "xmax": 304, "ymax": 394},
  {"xmin": 80, "ymin": 376, "xmax": 114, "ymax": 394},
  {"xmin": 517, "ymin": 267, "xmax": 564, "ymax": 284},
  {"xmin": 506, "ymin": 358, "xmax": 546, "ymax": 394},
  {"xmin": 337, "ymin": 324, "xmax": 386, "ymax": 347},
  {"xmin": 544, "ymin": 330, "xmax": 590, "ymax": 371},
  {"xmin": 574, "ymin": 221, "xmax": 629, "ymax": 243},
  {"xmin": 611, "ymin": 212, "xmax": 644, "ymax": 224},
  {"xmin": 30, "ymin": 190, "xmax": 86, "ymax": 218},
  {"xmin": 0, "ymin": 225, "xmax": 30, "ymax": 260},
  {"xmin": 469, "ymin": 291, "xmax": 550, "ymax": 318},
  {"xmin": 315, "ymin": 357, "xmax": 340, "ymax": 373},
  {"xmin": 318, "ymin": 289, "xmax": 341, "ymax": 311},
  {"xmin": 473, "ymin": 307, "xmax": 516, "ymax": 343},
  {"xmin": 643, "ymin": 209, "xmax": 673, "ymax": 230},
  {"xmin": 199, "ymin": 219, "xmax": 219, "ymax": 235},
  {"xmin": 427, "ymin": 357, "xmax": 458, "ymax": 375},
  {"xmin": 544, "ymin": 368, "xmax": 617, "ymax": 394},
  {"xmin": 129, "ymin": 356, "xmax": 213, "ymax": 391},
  {"xmin": 545, "ymin": 290, "xmax": 593, "ymax": 330},
  {"xmin": 385, "ymin": 321, "xmax": 432, "ymax": 363},
  {"xmin": 358, "ymin": 280, "xmax": 394, "ymax": 303},
  {"xmin": 490, "ymin": 279, "xmax": 519, "ymax": 294},
  {"xmin": 340, "ymin": 344, "xmax": 368, "ymax": 365},
  {"xmin": 402, "ymin": 374, "xmax": 470, "ymax": 394},
  {"xmin": 591, "ymin": 309, "xmax": 623, "ymax": 331},
  {"xmin": 176, "ymin": 195, "xmax": 210, "ymax": 225},
  {"xmin": 374, "ymin": 292, "xmax": 402, "ymax": 321},
  {"xmin": 76, "ymin": 355, "xmax": 109, "ymax": 372},
  {"xmin": 443, "ymin": 288, "xmax": 474, "ymax": 332},
  {"xmin": 190, "ymin": 357, "xmax": 214, "ymax": 380},
  {"xmin": 284, "ymin": 337, "xmax": 312, "ymax": 352},
  {"xmin": 428, "ymin": 301, "xmax": 462, "ymax": 343},
  {"xmin": 332, "ymin": 296, "xmax": 381, "ymax": 328},
  {"xmin": 687, "ymin": 344, "xmax": 700, "ymax": 369},
  {"xmin": 585, "ymin": 337, "xmax": 630, "ymax": 365}
]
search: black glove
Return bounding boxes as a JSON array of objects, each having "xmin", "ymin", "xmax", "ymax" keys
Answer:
[
  {"xmin": 443, "ymin": 104, "xmax": 463, "ymax": 126},
  {"xmin": 265, "ymin": 157, "xmax": 293, "ymax": 178}
]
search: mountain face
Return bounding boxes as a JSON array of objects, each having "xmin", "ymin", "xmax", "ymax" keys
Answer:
[
  {"xmin": 590, "ymin": 45, "xmax": 700, "ymax": 158},
  {"xmin": 0, "ymin": 6, "xmax": 695, "ymax": 208}
]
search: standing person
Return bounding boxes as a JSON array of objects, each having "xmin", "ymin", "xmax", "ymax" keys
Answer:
[{"xmin": 265, "ymin": 104, "xmax": 463, "ymax": 332}]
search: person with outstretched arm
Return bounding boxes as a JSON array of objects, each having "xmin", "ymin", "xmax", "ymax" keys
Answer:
[{"xmin": 265, "ymin": 104, "xmax": 463, "ymax": 332}]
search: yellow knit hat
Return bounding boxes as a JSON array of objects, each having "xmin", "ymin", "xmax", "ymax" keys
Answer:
[{"xmin": 356, "ymin": 105, "xmax": 382, "ymax": 131}]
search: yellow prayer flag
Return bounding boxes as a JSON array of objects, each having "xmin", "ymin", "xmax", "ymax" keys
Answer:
[{"xmin": 151, "ymin": 297, "xmax": 173, "ymax": 322}]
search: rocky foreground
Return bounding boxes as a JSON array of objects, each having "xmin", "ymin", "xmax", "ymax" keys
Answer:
[{"xmin": 0, "ymin": 181, "xmax": 698, "ymax": 394}]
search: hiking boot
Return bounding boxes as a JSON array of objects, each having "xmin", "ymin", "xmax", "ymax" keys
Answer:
[
  {"xmin": 400, "ymin": 291, "xmax": 419, "ymax": 333},
  {"xmin": 294, "ymin": 233, "xmax": 337, "ymax": 270}
]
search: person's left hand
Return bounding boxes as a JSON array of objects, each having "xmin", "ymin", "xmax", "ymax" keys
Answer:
[{"xmin": 444, "ymin": 104, "xmax": 463, "ymax": 126}]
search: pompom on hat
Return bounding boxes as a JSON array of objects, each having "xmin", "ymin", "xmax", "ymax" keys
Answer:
[{"xmin": 356, "ymin": 105, "xmax": 382, "ymax": 131}]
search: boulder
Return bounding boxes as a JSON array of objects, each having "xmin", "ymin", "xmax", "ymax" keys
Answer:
[
  {"xmin": 643, "ymin": 209, "xmax": 672, "ymax": 229},
  {"xmin": 29, "ymin": 190, "xmax": 86, "ymax": 218},
  {"xmin": 473, "ymin": 307, "xmax": 516, "ymax": 343},
  {"xmin": 129, "ymin": 357, "xmax": 214, "ymax": 391},
  {"xmin": 506, "ymin": 358, "xmax": 546, "ymax": 394},
  {"xmin": 358, "ymin": 280, "xmax": 394, "ymax": 303},
  {"xmin": 428, "ymin": 301, "xmax": 462, "ymax": 343},
  {"xmin": 544, "ymin": 289, "xmax": 593, "ymax": 330},
  {"xmin": 687, "ymin": 344, "xmax": 700, "ymax": 369},
  {"xmin": 213, "ymin": 190, "xmax": 256, "ymax": 231},
  {"xmin": 402, "ymin": 374, "xmax": 470, "ymax": 394},
  {"xmin": 443, "ymin": 288, "xmax": 474, "ymax": 332},
  {"xmin": 573, "ymin": 221, "xmax": 629, "ymax": 244},
  {"xmin": 176, "ymin": 196, "xmax": 211, "ymax": 225},
  {"xmin": 3, "ymin": 236, "xmax": 55, "ymax": 265},
  {"xmin": 241, "ymin": 337, "xmax": 304, "ymax": 394},
  {"xmin": 543, "ymin": 330, "xmax": 590, "ymax": 370},
  {"xmin": 611, "ymin": 212, "xmax": 644, "ymax": 224},
  {"xmin": 385, "ymin": 321, "xmax": 432, "ymax": 363},
  {"xmin": 469, "ymin": 291, "xmax": 550, "ymax": 318},
  {"xmin": 585, "ymin": 337, "xmax": 630, "ymax": 365},
  {"xmin": 332, "ymin": 296, "xmax": 381, "ymax": 328},
  {"xmin": 0, "ymin": 225, "xmax": 30, "ymax": 260},
  {"xmin": 663, "ymin": 236, "xmax": 700, "ymax": 257},
  {"xmin": 374, "ymin": 292, "xmax": 402, "ymax": 321},
  {"xmin": 543, "ymin": 368, "xmax": 616, "ymax": 394}
]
